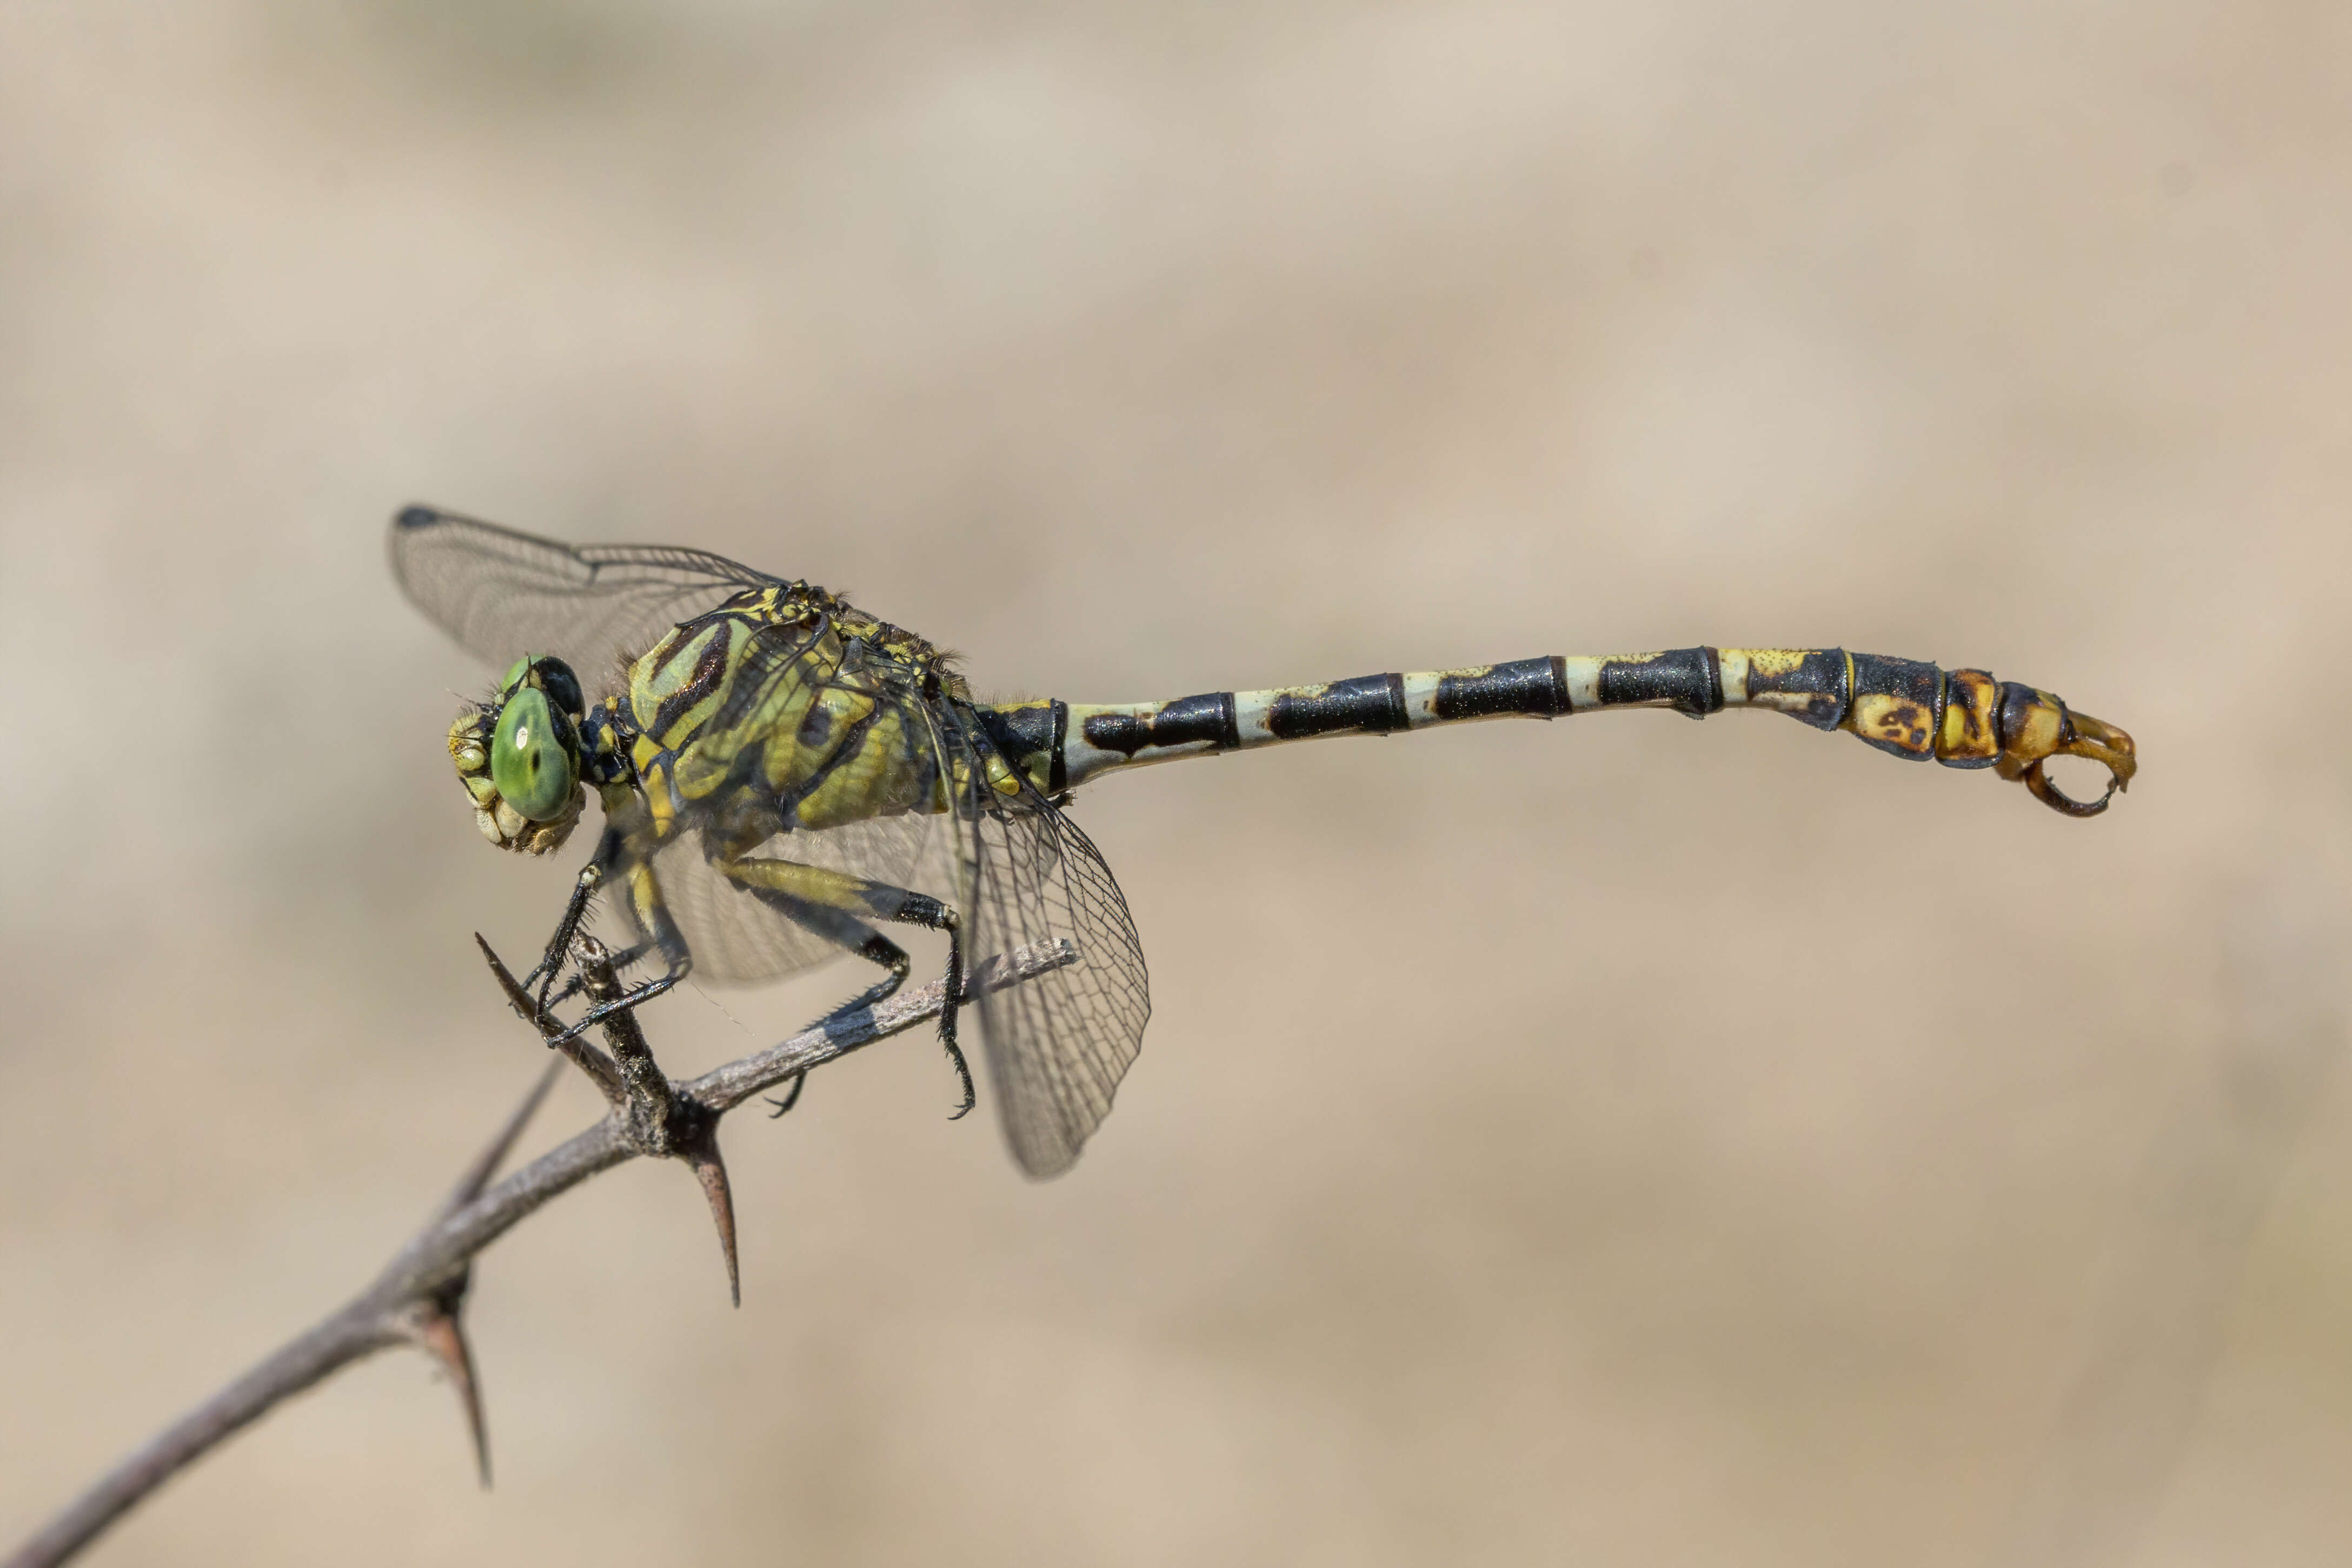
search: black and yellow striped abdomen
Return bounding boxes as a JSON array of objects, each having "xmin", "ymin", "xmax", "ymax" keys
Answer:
[{"xmin": 981, "ymin": 647, "xmax": 2136, "ymax": 819}]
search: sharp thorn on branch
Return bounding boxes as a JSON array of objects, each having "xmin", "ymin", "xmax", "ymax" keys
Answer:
[
  {"xmin": 6, "ymin": 936, "xmax": 1082, "ymax": 1568},
  {"xmin": 399, "ymin": 1292, "xmax": 490, "ymax": 1490},
  {"xmin": 571, "ymin": 932, "xmax": 740, "ymax": 1305},
  {"xmin": 473, "ymin": 932, "xmax": 536, "ymax": 1020},
  {"xmin": 475, "ymin": 932, "xmax": 626, "ymax": 1105},
  {"xmin": 682, "ymin": 1131, "xmax": 741, "ymax": 1308}
]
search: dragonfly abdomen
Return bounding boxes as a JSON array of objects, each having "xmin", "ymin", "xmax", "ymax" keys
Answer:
[{"xmin": 1016, "ymin": 646, "xmax": 2135, "ymax": 818}]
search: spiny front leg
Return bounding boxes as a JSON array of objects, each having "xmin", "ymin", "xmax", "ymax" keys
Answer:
[
  {"xmin": 521, "ymin": 826, "xmax": 624, "ymax": 1015},
  {"xmin": 543, "ymin": 938, "xmax": 656, "ymax": 1009},
  {"xmin": 537, "ymin": 847, "xmax": 694, "ymax": 1049},
  {"xmin": 721, "ymin": 855, "xmax": 972, "ymax": 1118}
]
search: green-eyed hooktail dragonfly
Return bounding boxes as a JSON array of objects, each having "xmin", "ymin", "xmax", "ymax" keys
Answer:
[{"xmin": 391, "ymin": 505, "xmax": 2136, "ymax": 1178}]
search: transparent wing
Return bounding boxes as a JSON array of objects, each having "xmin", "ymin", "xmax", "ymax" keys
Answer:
[
  {"xmin": 388, "ymin": 504, "xmax": 782, "ymax": 699},
  {"xmin": 633, "ymin": 814, "xmax": 938, "ymax": 986},
  {"xmin": 938, "ymin": 705, "xmax": 1151, "ymax": 1179}
]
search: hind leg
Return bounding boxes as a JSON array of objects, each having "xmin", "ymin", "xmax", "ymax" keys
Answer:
[{"xmin": 721, "ymin": 855, "xmax": 972, "ymax": 1117}]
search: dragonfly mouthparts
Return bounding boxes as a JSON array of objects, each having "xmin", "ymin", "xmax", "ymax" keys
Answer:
[{"xmin": 448, "ymin": 706, "xmax": 584, "ymax": 855}]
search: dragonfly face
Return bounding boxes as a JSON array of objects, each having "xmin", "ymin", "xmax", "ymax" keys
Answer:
[{"xmin": 450, "ymin": 655, "xmax": 595, "ymax": 856}]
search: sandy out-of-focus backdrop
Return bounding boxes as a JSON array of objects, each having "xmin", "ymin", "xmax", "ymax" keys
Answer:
[{"xmin": 5, "ymin": 3, "xmax": 2351, "ymax": 1564}]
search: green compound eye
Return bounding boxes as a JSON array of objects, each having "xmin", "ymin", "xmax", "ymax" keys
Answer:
[{"xmin": 490, "ymin": 686, "xmax": 576, "ymax": 820}]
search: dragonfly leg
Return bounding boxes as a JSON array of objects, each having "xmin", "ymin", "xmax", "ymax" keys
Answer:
[
  {"xmin": 602, "ymin": 939, "xmax": 656, "ymax": 972},
  {"xmin": 524, "ymin": 826, "xmax": 633, "ymax": 1015},
  {"xmin": 719, "ymin": 855, "xmax": 972, "ymax": 1119},
  {"xmin": 765, "ymin": 1071, "xmax": 807, "ymax": 1119},
  {"xmin": 522, "ymin": 867, "xmax": 599, "ymax": 1007},
  {"xmin": 543, "ymin": 938, "xmax": 656, "ymax": 1008},
  {"xmin": 920, "ymin": 898, "xmax": 971, "ymax": 1119},
  {"xmin": 537, "ymin": 851, "xmax": 694, "ymax": 1049}
]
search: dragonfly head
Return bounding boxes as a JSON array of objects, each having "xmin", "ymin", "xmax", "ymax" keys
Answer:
[{"xmin": 449, "ymin": 655, "xmax": 587, "ymax": 855}]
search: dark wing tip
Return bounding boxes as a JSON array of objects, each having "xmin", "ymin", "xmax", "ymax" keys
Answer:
[{"xmin": 394, "ymin": 503, "xmax": 445, "ymax": 531}]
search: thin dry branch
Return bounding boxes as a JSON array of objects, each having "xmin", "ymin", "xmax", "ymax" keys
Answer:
[{"xmin": 5, "ymin": 937, "xmax": 1077, "ymax": 1568}]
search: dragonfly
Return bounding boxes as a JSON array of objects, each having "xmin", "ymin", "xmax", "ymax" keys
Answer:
[{"xmin": 389, "ymin": 504, "xmax": 2137, "ymax": 1178}]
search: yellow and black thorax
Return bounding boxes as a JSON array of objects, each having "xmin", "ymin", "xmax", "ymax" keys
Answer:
[{"xmin": 613, "ymin": 583, "xmax": 986, "ymax": 846}]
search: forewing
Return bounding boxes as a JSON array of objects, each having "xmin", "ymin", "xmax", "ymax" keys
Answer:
[
  {"xmin": 388, "ymin": 504, "xmax": 781, "ymax": 699},
  {"xmin": 941, "ymin": 709, "xmax": 1151, "ymax": 1179}
]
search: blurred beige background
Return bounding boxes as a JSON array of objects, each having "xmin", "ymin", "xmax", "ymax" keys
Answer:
[{"xmin": 5, "ymin": 2, "xmax": 2351, "ymax": 1564}]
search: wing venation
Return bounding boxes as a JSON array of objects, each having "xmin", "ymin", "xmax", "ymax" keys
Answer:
[
  {"xmin": 937, "ymin": 706, "xmax": 1151, "ymax": 1178},
  {"xmin": 388, "ymin": 504, "xmax": 781, "ymax": 698}
]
